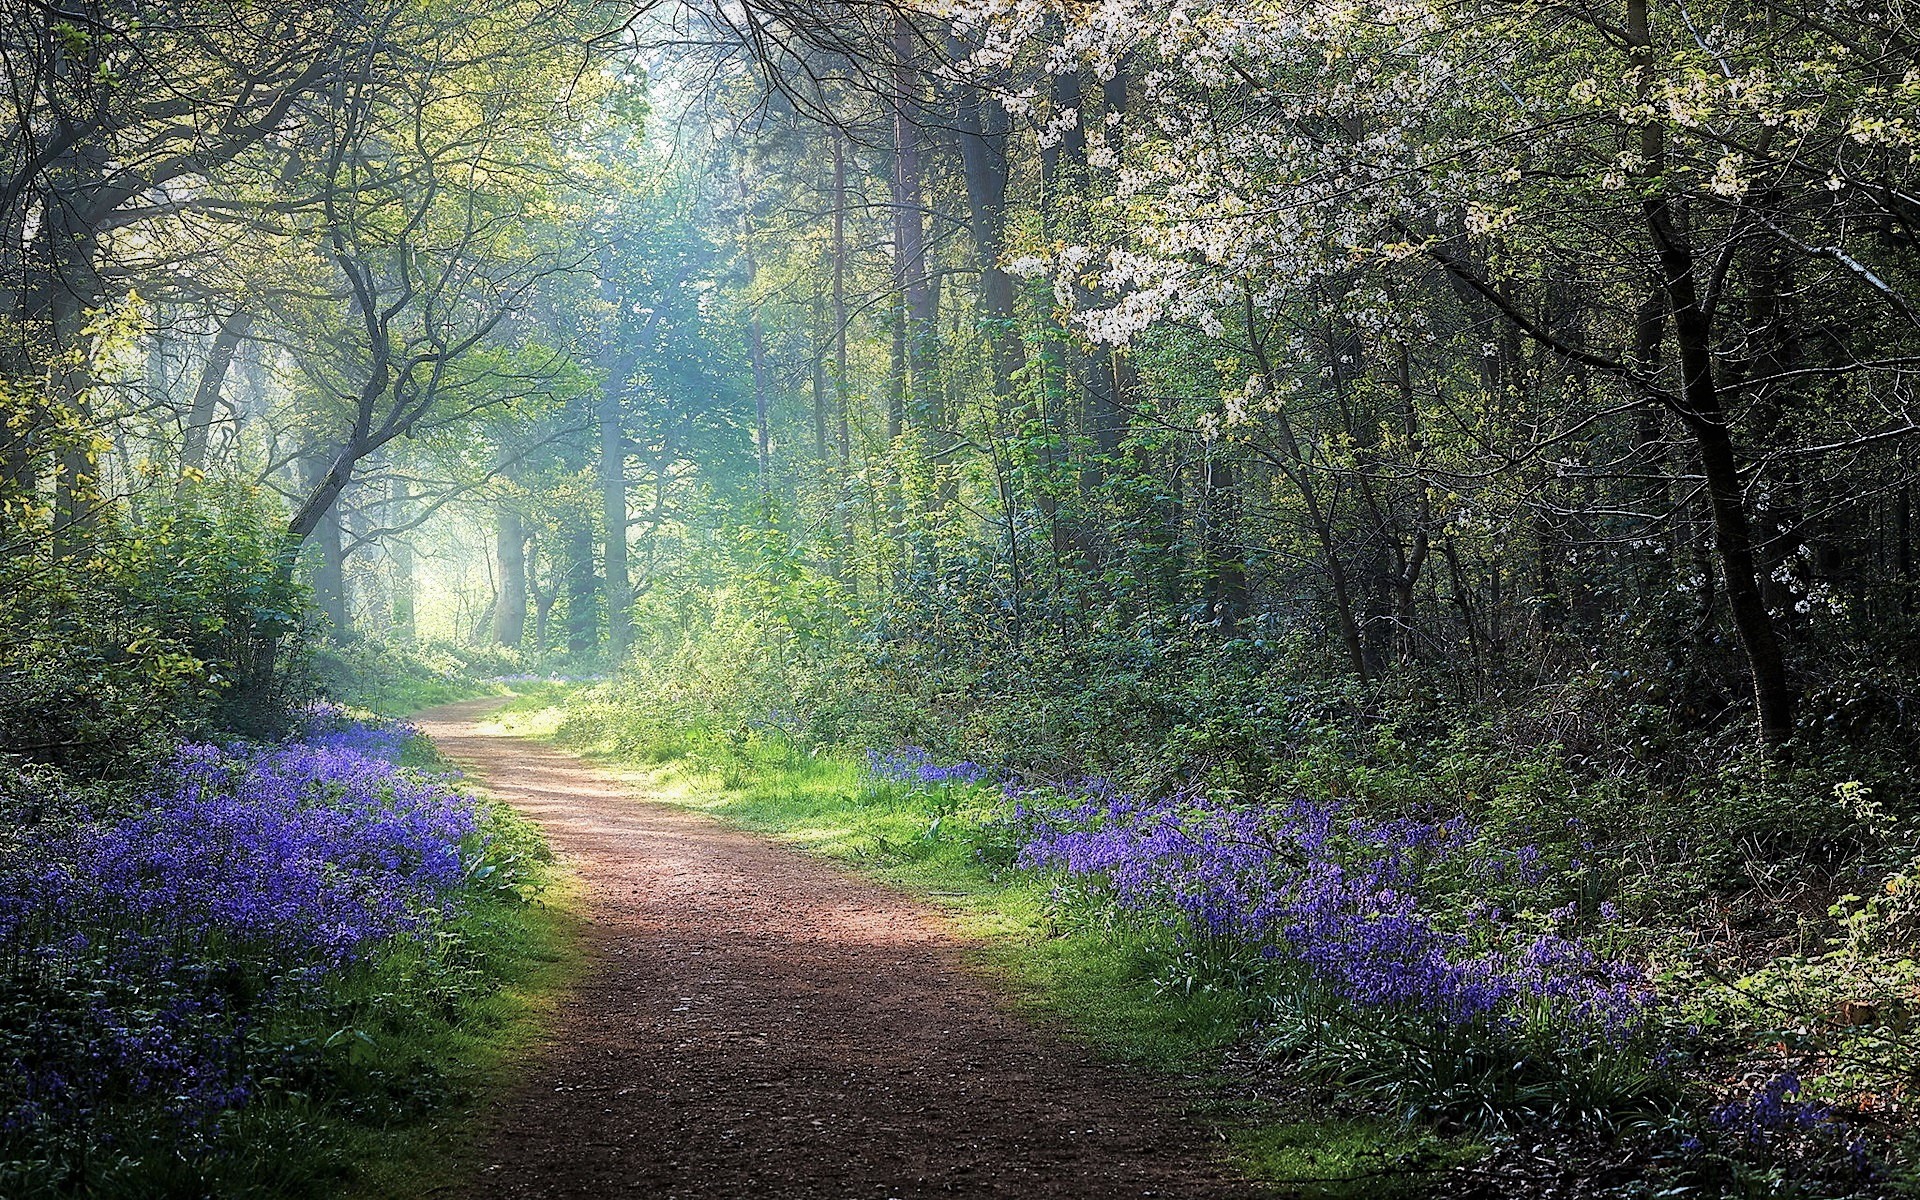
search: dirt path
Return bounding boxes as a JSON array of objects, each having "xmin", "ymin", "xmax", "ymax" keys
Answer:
[{"xmin": 419, "ymin": 699, "xmax": 1259, "ymax": 1200}]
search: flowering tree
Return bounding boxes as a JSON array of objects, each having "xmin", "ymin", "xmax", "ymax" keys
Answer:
[{"xmin": 955, "ymin": 0, "xmax": 1920, "ymax": 751}]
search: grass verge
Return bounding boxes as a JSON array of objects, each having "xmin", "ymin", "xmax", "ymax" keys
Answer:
[
  {"xmin": 340, "ymin": 821, "xmax": 585, "ymax": 1200},
  {"xmin": 313, "ymin": 639, "xmax": 511, "ymax": 717},
  {"xmin": 482, "ymin": 692, "xmax": 1466, "ymax": 1192}
]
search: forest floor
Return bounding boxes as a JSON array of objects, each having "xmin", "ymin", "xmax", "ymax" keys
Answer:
[{"xmin": 415, "ymin": 698, "xmax": 1262, "ymax": 1199}]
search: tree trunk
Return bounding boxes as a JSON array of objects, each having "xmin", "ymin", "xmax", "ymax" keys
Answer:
[
  {"xmin": 1199, "ymin": 451, "xmax": 1248, "ymax": 629},
  {"xmin": 563, "ymin": 515, "xmax": 599, "ymax": 659},
  {"xmin": 179, "ymin": 311, "xmax": 252, "ymax": 488},
  {"xmin": 954, "ymin": 69, "xmax": 1023, "ymax": 404},
  {"xmin": 1626, "ymin": 0, "xmax": 1793, "ymax": 752},
  {"xmin": 306, "ymin": 459, "xmax": 350, "ymax": 640},
  {"xmin": 601, "ymin": 387, "xmax": 631, "ymax": 657},
  {"xmin": 530, "ymin": 533, "xmax": 558, "ymax": 656},
  {"xmin": 1250, "ymin": 333, "xmax": 1370, "ymax": 682},
  {"xmin": 892, "ymin": 15, "xmax": 941, "ymax": 440},
  {"xmin": 494, "ymin": 506, "xmax": 528, "ymax": 649},
  {"xmin": 389, "ymin": 477, "xmax": 416, "ymax": 641},
  {"xmin": 831, "ymin": 134, "xmax": 858, "ymax": 584}
]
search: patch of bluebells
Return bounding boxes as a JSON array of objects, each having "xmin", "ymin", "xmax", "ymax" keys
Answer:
[
  {"xmin": 1675, "ymin": 1071, "xmax": 1880, "ymax": 1184},
  {"xmin": 0, "ymin": 710, "xmax": 483, "ymax": 1148},
  {"xmin": 293, "ymin": 699, "xmax": 421, "ymax": 762},
  {"xmin": 865, "ymin": 746, "xmax": 991, "ymax": 789},
  {"xmin": 82, "ymin": 739, "xmax": 476, "ymax": 970},
  {"xmin": 1711, "ymin": 1074, "xmax": 1833, "ymax": 1138},
  {"xmin": 1013, "ymin": 786, "xmax": 1652, "ymax": 1040}
]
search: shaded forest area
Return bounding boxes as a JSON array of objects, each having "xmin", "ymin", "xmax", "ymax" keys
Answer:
[{"xmin": 5, "ymin": 0, "xmax": 1920, "ymax": 1195}]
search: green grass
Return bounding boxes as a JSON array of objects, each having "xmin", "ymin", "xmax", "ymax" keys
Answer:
[
  {"xmin": 483, "ymin": 699, "xmax": 1247, "ymax": 1067},
  {"xmin": 1229, "ymin": 1120, "xmax": 1483, "ymax": 1199},
  {"xmin": 340, "ymin": 844, "xmax": 584, "ymax": 1200},
  {"xmin": 312, "ymin": 639, "xmax": 511, "ymax": 717},
  {"xmin": 344, "ymin": 670, "xmax": 504, "ymax": 717},
  {"xmin": 484, "ymin": 697, "xmax": 1480, "ymax": 1194},
  {"xmin": 334, "ymin": 735, "xmax": 586, "ymax": 1198}
]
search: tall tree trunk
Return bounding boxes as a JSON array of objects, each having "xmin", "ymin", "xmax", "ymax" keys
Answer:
[
  {"xmin": 734, "ymin": 169, "xmax": 774, "ymax": 527},
  {"xmin": 494, "ymin": 506, "xmax": 528, "ymax": 648},
  {"xmin": 1198, "ymin": 451, "xmax": 1248, "ymax": 630},
  {"xmin": 831, "ymin": 134, "xmax": 858, "ymax": 584},
  {"xmin": 601, "ymin": 387, "xmax": 631, "ymax": 657},
  {"xmin": 530, "ymin": 533, "xmax": 558, "ymax": 656},
  {"xmin": 892, "ymin": 15, "xmax": 940, "ymax": 440},
  {"xmin": 748, "ymin": 306, "xmax": 772, "ymax": 524},
  {"xmin": 563, "ymin": 514, "xmax": 599, "ymax": 660},
  {"xmin": 1249, "ymin": 326, "xmax": 1370, "ymax": 682},
  {"xmin": 952, "ymin": 57, "xmax": 1023, "ymax": 404},
  {"xmin": 304, "ymin": 453, "xmax": 350, "ymax": 640},
  {"xmin": 40, "ymin": 113, "xmax": 110, "ymax": 554},
  {"xmin": 1629, "ymin": 0, "xmax": 1793, "ymax": 752},
  {"xmin": 389, "ymin": 477, "xmax": 416, "ymax": 640}
]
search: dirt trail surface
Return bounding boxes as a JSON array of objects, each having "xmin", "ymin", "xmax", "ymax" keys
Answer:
[{"xmin": 417, "ymin": 699, "xmax": 1258, "ymax": 1199}]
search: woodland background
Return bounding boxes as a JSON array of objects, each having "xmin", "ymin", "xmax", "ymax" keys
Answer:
[{"xmin": 4, "ymin": 0, "xmax": 1920, "ymax": 1194}]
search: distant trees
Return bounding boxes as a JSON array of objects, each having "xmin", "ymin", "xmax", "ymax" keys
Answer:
[
  {"xmin": 14, "ymin": 0, "xmax": 1914, "ymax": 745},
  {"xmin": 0, "ymin": 1, "xmax": 360, "ymax": 532}
]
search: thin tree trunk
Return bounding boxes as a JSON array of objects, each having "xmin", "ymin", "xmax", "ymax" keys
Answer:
[
  {"xmin": 179, "ymin": 311, "xmax": 252, "ymax": 489},
  {"xmin": 1199, "ymin": 451, "xmax": 1248, "ymax": 630},
  {"xmin": 1249, "ymin": 323, "xmax": 1370, "ymax": 682},
  {"xmin": 1628, "ymin": 0, "xmax": 1793, "ymax": 752}
]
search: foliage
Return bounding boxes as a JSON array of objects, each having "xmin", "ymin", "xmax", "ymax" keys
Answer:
[
  {"xmin": 541, "ymin": 551, "xmax": 1920, "ymax": 1194},
  {"xmin": 0, "ymin": 488, "xmax": 311, "ymax": 770},
  {"xmin": 312, "ymin": 639, "xmax": 513, "ymax": 717}
]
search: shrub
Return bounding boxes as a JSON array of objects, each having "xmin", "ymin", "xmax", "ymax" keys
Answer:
[{"xmin": 0, "ymin": 487, "xmax": 311, "ymax": 771}]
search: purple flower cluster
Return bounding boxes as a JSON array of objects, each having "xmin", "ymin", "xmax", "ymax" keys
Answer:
[
  {"xmin": 79, "ymin": 739, "xmax": 476, "ymax": 969},
  {"xmin": 294, "ymin": 699, "xmax": 421, "ymax": 763},
  {"xmin": 1, "ymin": 712, "xmax": 482, "ymax": 1141},
  {"xmin": 1711, "ymin": 1073, "xmax": 1840, "ymax": 1143},
  {"xmin": 1015, "ymin": 787, "xmax": 1651, "ymax": 1037},
  {"xmin": 866, "ymin": 746, "xmax": 991, "ymax": 789}
]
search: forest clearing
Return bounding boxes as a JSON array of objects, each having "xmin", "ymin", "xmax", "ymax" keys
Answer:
[{"xmin": 4, "ymin": 0, "xmax": 1920, "ymax": 1195}]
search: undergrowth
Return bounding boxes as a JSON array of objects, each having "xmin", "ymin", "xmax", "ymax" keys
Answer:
[
  {"xmin": 313, "ymin": 638, "xmax": 515, "ymax": 716},
  {"xmin": 492, "ymin": 664, "xmax": 1920, "ymax": 1197},
  {"xmin": 0, "ymin": 707, "xmax": 584, "ymax": 1199}
]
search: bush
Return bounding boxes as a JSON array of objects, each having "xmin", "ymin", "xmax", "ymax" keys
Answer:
[{"xmin": 0, "ymin": 486, "xmax": 311, "ymax": 771}]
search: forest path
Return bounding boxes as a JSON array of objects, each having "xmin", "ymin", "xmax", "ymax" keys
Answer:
[{"xmin": 416, "ymin": 698, "xmax": 1258, "ymax": 1199}]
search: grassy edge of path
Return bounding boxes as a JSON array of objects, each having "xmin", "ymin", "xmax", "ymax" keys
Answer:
[
  {"xmin": 342, "ymin": 863, "xmax": 586, "ymax": 1200},
  {"xmin": 481, "ymin": 689, "xmax": 1475, "ymax": 1199},
  {"xmin": 338, "ymin": 716, "xmax": 589, "ymax": 1200}
]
